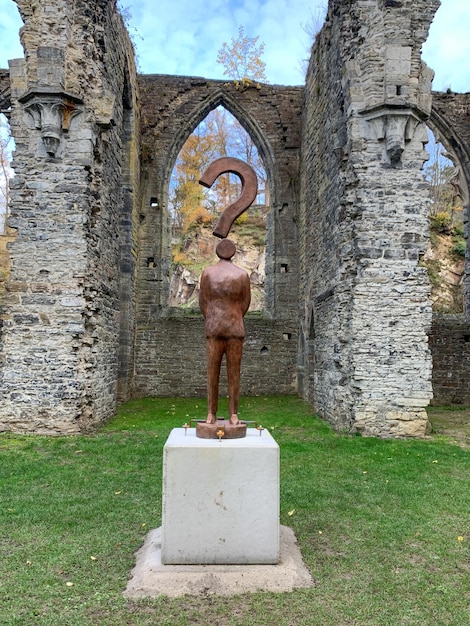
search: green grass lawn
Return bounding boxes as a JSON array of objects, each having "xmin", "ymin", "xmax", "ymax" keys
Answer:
[{"xmin": 1, "ymin": 396, "xmax": 469, "ymax": 625}]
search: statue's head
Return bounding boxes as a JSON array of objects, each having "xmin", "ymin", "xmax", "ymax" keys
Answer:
[{"xmin": 216, "ymin": 238, "xmax": 236, "ymax": 260}]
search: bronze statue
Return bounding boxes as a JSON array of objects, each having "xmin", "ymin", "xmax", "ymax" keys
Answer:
[
  {"xmin": 199, "ymin": 238, "xmax": 251, "ymax": 425},
  {"xmin": 196, "ymin": 157, "xmax": 258, "ymax": 439}
]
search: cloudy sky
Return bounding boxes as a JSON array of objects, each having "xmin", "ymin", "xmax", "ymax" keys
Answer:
[{"xmin": 0, "ymin": 0, "xmax": 468, "ymax": 90}]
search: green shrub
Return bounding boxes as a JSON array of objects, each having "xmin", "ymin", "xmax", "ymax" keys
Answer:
[
  {"xmin": 452, "ymin": 237, "xmax": 466, "ymax": 257},
  {"xmin": 429, "ymin": 211, "xmax": 452, "ymax": 233}
]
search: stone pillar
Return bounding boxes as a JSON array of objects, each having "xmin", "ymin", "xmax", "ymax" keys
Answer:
[
  {"xmin": 0, "ymin": 1, "xmax": 139, "ymax": 433},
  {"xmin": 299, "ymin": 0, "xmax": 440, "ymax": 437},
  {"xmin": 0, "ymin": 53, "xmax": 92, "ymax": 432}
]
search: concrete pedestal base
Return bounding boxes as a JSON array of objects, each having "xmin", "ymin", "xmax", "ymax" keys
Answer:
[
  {"xmin": 161, "ymin": 427, "xmax": 279, "ymax": 565},
  {"xmin": 124, "ymin": 525, "xmax": 314, "ymax": 598}
]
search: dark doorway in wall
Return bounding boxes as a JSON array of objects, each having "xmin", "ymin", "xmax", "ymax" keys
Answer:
[{"xmin": 168, "ymin": 105, "xmax": 268, "ymax": 311}]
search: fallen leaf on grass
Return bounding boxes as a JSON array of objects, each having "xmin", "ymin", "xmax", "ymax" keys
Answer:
[{"xmin": 288, "ymin": 509, "xmax": 296, "ymax": 517}]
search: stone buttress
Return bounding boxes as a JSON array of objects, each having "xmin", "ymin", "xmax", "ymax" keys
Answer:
[
  {"xmin": 0, "ymin": 0, "xmax": 140, "ymax": 433},
  {"xmin": 299, "ymin": 0, "xmax": 441, "ymax": 436}
]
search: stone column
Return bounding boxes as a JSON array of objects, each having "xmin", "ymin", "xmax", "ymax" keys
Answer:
[
  {"xmin": 299, "ymin": 0, "xmax": 440, "ymax": 437},
  {"xmin": 0, "ymin": 1, "xmax": 139, "ymax": 433}
]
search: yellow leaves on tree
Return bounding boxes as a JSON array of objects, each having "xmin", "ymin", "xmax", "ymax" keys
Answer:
[
  {"xmin": 217, "ymin": 25, "xmax": 267, "ymax": 84},
  {"xmin": 170, "ymin": 106, "xmax": 266, "ymax": 235},
  {"xmin": 171, "ymin": 132, "xmax": 214, "ymax": 233}
]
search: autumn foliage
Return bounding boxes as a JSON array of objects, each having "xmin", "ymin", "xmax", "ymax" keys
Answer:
[{"xmin": 216, "ymin": 25, "xmax": 267, "ymax": 83}]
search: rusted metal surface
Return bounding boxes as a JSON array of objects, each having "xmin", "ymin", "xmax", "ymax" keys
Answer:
[
  {"xmin": 197, "ymin": 159, "xmax": 259, "ymax": 437},
  {"xmin": 199, "ymin": 238, "xmax": 251, "ymax": 432},
  {"xmin": 199, "ymin": 156, "xmax": 258, "ymax": 239},
  {"xmin": 195, "ymin": 418, "xmax": 247, "ymax": 439}
]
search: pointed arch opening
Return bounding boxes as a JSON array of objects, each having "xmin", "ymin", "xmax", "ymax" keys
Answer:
[
  {"xmin": 0, "ymin": 112, "xmax": 16, "ymax": 320},
  {"xmin": 0, "ymin": 112, "xmax": 13, "ymax": 234},
  {"xmin": 421, "ymin": 125, "xmax": 467, "ymax": 315},
  {"xmin": 164, "ymin": 99, "xmax": 274, "ymax": 313}
]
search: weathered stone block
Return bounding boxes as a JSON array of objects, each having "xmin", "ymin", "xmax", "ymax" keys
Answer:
[{"xmin": 161, "ymin": 427, "xmax": 280, "ymax": 564}]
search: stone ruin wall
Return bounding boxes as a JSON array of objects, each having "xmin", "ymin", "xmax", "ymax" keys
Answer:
[
  {"xmin": 132, "ymin": 75, "xmax": 302, "ymax": 400},
  {"xmin": 0, "ymin": 0, "xmax": 469, "ymax": 435},
  {"xmin": 132, "ymin": 317, "xmax": 298, "ymax": 399},
  {"xmin": 430, "ymin": 314, "xmax": 470, "ymax": 405},
  {"xmin": 0, "ymin": 0, "xmax": 140, "ymax": 433},
  {"xmin": 299, "ymin": 0, "xmax": 441, "ymax": 437}
]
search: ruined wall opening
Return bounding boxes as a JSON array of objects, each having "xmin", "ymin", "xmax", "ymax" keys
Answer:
[
  {"xmin": 425, "ymin": 108, "xmax": 470, "ymax": 406},
  {"xmin": 117, "ymin": 70, "xmax": 138, "ymax": 402},
  {"xmin": 421, "ymin": 127, "xmax": 466, "ymax": 314},
  {"xmin": 0, "ymin": 110, "xmax": 17, "ymax": 342},
  {"xmin": 133, "ymin": 76, "xmax": 300, "ymax": 399},
  {"xmin": 0, "ymin": 112, "xmax": 13, "ymax": 234},
  {"xmin": 0, "ymin": 11, "xmax": 18, "ymax": 259},
  {"xmin": 429, "ymin": 98, "xmax": 470, "ymax": 319},
  {"xmin": 167, "ymin": 104, "xmax": 269, "ymax": 313}
]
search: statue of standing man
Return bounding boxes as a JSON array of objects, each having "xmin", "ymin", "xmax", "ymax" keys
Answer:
[
  {"xmin": 196, "ymin": 157, "xmax": 258, "ymax": 437},
  {"xmin": 199, "ymin": 238, "xmax": 251, "ymax": 426}
]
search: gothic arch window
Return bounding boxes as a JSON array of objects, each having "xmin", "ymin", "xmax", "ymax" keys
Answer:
[
  {"xmin": 421, "ymin": 126, "xmax": 467, "ymax": 314},
  {"xmin": 0, "ymin": 112, "xmax": 13, "ymax": 235},
  {"xmin": 165, "ymin": 102, "xmax": 272, "ymax": 312}
]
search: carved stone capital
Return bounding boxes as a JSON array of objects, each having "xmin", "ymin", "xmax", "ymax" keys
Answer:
[
  {"xmin": 19, "ymin": 89, "xmax": 83, "ymax": 157},
  {"xmin": 360, "ymin": 104, "xmax": 427, "ymax": 166}
]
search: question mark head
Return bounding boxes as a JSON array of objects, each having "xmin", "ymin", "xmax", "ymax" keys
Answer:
[{"xmin": 199, "ymin": 157, "xmax": 258, "ymax": 239}]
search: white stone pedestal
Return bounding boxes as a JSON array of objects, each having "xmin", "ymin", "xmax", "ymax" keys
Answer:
[{"xmin": 161, "ymin": 427, "xmax": 280, "ymax": 565}]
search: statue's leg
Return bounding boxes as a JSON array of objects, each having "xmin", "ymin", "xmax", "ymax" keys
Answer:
[
  {"xmin": 226, "ymin": 338, "xmax": 243, "ymax": 425},
  {"xmin": 206, "ymin": 337, "xmax": 225, "ymax": 423}
]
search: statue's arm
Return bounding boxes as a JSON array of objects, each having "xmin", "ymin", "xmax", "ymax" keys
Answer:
[
  {"xmin": 241, "ymin": 274, "xmax": 251, "ymax": 316},
  {"xmin": 199, "ymin": 270, "xmax": 209, "ymax": 317}
]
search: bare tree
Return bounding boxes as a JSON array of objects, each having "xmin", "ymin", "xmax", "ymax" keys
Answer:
[
  {"xmin": 0, "ymin": 114, "xmax": 12, "ymax": 234},
  {"xmin": 299, "ymin": 5, "xmax": 328, "ymax": 76},
  {"xmin": 424, "ymin": 132, "xmax": 462, "ymax": 220}
]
